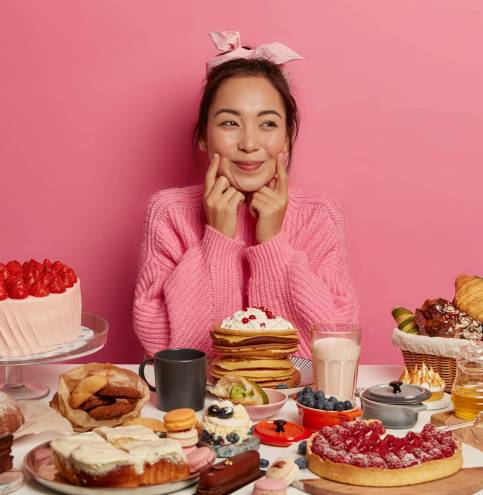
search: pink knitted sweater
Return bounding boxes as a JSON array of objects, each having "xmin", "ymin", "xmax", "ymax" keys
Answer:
[{"xmin": 133, "ymin": 184, "xmax": 359, "ymax": 358}]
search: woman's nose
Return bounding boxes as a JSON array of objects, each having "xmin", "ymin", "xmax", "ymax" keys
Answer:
[{"xmin": 237, "ymin": 129, "xmax": 259, "ymax": 153}]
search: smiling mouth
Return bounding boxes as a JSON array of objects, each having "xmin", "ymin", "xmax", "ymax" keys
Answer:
[{"xmin": 233, "ymin": 161, "xmax": 264, "ymax": 172}]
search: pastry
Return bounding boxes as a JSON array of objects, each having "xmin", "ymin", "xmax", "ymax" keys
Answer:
[
  {"xmin": 50, "ymin": 363, "xmax": 150, "ymax": 431},
  {"xmin": 196, "ymin": 450, "xmax": 262, "ymax": 495},
  {"xmin": 0, "ymin": 391, "xmax": 24, "ymax": 434},
  {"xmin": 391, "ymin": 307, "xmax": 419, "ymax": 334},
  {"xmin": 415, "ymin": 298, "xmax": 482, "ymax": 340},
  {"xmin": 454, "ymin": 275, "xmax": 483, "ymax": 322},
  {"xmin": 252, "ymin": 477, "xmax": 287, "ymax": 495},
  {"xmin": 307, "ymin": 420, "xmax": 462, "ymax": 487},
  {"xmin": 0, "ymin": 258, "xmax": 81, "ymax": 357},
  {"xmin": 0, "ymin": 433, "xmax": 13, "ymax": 474},
  {"xmin": 211, "ymin": 307, "xmax": 300, "ymax": 388},
  {"xmin": 163, "ymin": 408, "xmax": 196, "ymax": 432},
  {"xmin": 186, "ymin": 446, "xmax": 215, "ymax": 473},
  {"xmin": 207, "ymin": 375, "xmax": 269, "ymax": 405},
  {"xmin": 399, "ymin": 364, "xmax": 445, "ymax": 401},
  {"xmin": 50, "ymin": 425, "xmax": 189, "ymax": 487},
  {"xmin": 198, "ymin": 400, "xmax": 259, "ymax": 457},
  {"xmin": 266, "ymin": 457, "xmax": 299, "ymax": 484}
]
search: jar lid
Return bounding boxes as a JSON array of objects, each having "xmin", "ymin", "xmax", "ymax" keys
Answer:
[
  {"xmin": 362, "ymin": 381, "xmax": 431, "ymax": 404},
  {"xmin": 253, "ymin": 419, "xmax": 311, "ymax": 447}
]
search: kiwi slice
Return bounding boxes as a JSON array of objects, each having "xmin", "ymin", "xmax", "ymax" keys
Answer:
[{"xmin": 228, "ymin": 381, "xmax": 269, "ymax": 405}]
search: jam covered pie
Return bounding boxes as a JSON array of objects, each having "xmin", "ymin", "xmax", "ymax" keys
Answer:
[{"xmin": 307, "ymin": 420, "xmax": 462, "ymax": 487}]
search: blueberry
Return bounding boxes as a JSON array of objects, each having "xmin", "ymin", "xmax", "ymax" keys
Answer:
[
  {"xmin": 226, "ymin": 432, "xmax": 239, "ymax": 444},
  {"xmin": 324, "ymin": 401, "xmax": 334, "ymax": 411},
  {"xmin": 218, "ymin": 406, "xmax": 234, "ymax": 419},
  {"xmin": 306, "ymin": 397, "xmax": 316, "ymax": 409},
  {"xmin": 260, "ymin": 458, "xmax": 270, "ymax": 469},
  {"xmin": 328, "ymin": 396, "xmax": 337, "ymax": 402},
  {"xmin": 334, "ymin": 402, "xmax": 345, "ymax": 411},
  {"xmin": 297, "ymin": 440, "xmax": 307, "ymax": 455},
  {"xmin": 343, "ymin": 400, "xmax": 353, "ymax": 410},
  {"xmin": 314, "ymin": 391, "xmax": 325, "ymax": 401},
  {"xmin": 208, "ymin": 405, "xmax": 220, "ymax": 417},
  {"xmin": 201, "ymin": 429, "xmax": 213, "ymax": 443},
  {"xmin": 214, "ymin": 435, "xmax": 224, "ymax": 445},
  {"xmin": 302, "ymin": 386, "xmax": 313, "ymax": 395},
  {"xmin": 296, "ymin": 391, "xmax": 303, "ymax": 400},
  {"xmin": 315, "ymin": 400, "xmax": 325, "ymax": 410},
  {"xmin": 295, "ymin": 458, "xmax": 308, "ymax": 470},
  {"xmin": 276, "ymin": 383, "xmax": 288, "ymax": 389}
]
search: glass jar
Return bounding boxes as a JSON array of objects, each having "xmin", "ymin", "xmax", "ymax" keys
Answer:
[{"xmin": 452, "ymin": 341, "xmax": 483, "ymax": 420}]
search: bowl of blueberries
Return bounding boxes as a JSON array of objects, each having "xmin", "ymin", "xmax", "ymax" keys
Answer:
[{"xmin": 295, "ymin": 387, "xmax": 362, "ymax": 431}]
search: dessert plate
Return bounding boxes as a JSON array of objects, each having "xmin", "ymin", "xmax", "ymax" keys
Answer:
[
  {"xmin": 24, "ymin": 442, "xmax": 199, "ymax": 495},
  {"xmin": 425, "ymin": 392, "xmax": 452, "ymax": 411}
]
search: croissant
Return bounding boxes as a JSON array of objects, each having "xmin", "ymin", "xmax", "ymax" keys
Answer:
[{"xmin": 454, "ymin": 275, "xmax": 483, "ymax": 323}]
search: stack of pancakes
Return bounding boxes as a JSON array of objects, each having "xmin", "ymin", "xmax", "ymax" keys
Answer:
[{"xmin": 210, "ymin": 324, "xmax": 300, "ymax": 388}]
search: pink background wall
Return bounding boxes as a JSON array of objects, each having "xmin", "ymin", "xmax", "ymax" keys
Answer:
[{"xmin": 1, "ymin": 1, "xmax": 482, "ymax": 365}]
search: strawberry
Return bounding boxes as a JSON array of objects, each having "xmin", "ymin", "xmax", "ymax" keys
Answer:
[
  {"xmin": 28, "ymin": 259, "xmax": 42, "ymax": 272},
  {"xmin": 62, "ymin": 273, "xmax": 74, "ymax": 288},
  {"xmin": 0, "ymin": 263, "xmax": 8, "ymax": 281},
  {"xmin": 53, "ymin": 261, "xmax": 63, "ymax": 272},
  {"xmin": 0, "ymin": 282, "xmax": 7, "ymax": 300},
  {"xmin": 6, "ymin": 260, "xmax": 22, "ymax": 276},
  {"xmin": 23, "ymin": 273, "xmax": 37, "ymax": 287},
  {"xmin": 66, "ymin": 268, "xmax": 77, "ymax": 284},
  {"xmin": 9, "ymin": 285, "xmax": 29, "ymax": 299},
  {"xmin": 29, "ymin": 281, "xmax": 49, "ymax": 297},
  {"xmin": 22, "ymin": 261, "xmax": 29, "ymax": 272},
  {"xmin": 39, "ymin": 272, "xmax": 53, "ymax": 286},
  {"xmin": 5, "ymin": 276, "xmax": 24, "ymax": 291},
  {"xmin": 42, "ymin": 258, "xmax": 53, "ymax": 270},
  {"xmin": 48, "ymin": 276, "xmax": 66, "ymax": 294}
]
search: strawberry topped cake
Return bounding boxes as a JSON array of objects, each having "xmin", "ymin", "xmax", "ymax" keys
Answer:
[
  {"xmin": 0, "ymin": 258, "xmax": 81, "ymax": 356},
  {"xmin": 307, "ymin": 420, "xmax": 462, "ymax": 487}
]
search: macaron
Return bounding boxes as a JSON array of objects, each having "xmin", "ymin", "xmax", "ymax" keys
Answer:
[
  {"xmin": 266, "ymin": 458, "xmax": 299, "ymax": 485},
  {"xmin": 252, "ymin": 477, "xmax": 287, "ymax": 495},
  {"xmin": 187, "ymin": 446, "xmax": 216, "ymax": 473},
  {"xmin": 166, "ymin": 427, "xmax": 199, "ymax": 447},
  {"xmin": 163, "ymin": 408, "xmax": 196, "ymax": 432}
]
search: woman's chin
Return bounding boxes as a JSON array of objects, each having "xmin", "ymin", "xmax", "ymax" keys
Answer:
[{"xmin": 231, "ymin": 175, "xmax": 271, "ymax": 193}]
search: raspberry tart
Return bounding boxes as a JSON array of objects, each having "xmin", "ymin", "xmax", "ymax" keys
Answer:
[
  {"xmin": 307, "ymin": 420, "xmax": 462, "ymax": 487},
  {"xmin": 0, "ymin": 258, "xmax": 81, "ymax": 357}
]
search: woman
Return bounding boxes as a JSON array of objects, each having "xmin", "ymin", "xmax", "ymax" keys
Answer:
[{"xmin": 133, "ymin": 32, "xmax": 358, "ymax": 358}]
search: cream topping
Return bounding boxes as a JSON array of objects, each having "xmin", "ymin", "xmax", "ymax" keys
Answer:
[
  {"xmin": 221, "ymin": 307, "xmax": 293, "ymax": 330},
  {"xmin": 199, "ymin": 400, "xmax": 251, "ymax": 445}
]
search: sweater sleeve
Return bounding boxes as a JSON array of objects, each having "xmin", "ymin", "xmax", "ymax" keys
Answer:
[
  {"xmin": 245, "ymin": 195, "xmax": 359, "ymax": 356},
  {"xmin": 132, "ymin": 194, "xmax": 244, "ymax": 356}
]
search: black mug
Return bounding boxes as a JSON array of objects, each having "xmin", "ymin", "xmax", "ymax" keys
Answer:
[{"xmin": 139, "ymin": 348, "xmax": 207, "ymax": 411}]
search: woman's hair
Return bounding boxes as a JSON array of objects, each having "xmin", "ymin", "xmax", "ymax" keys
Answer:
[{"xmin": 193, "ymin": 55, "xmax": 300, "ymax": 169}]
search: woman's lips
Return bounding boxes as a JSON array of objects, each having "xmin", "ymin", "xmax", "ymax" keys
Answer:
[{"xmin": 233, "ymin": 161, "xmax": 264, "ymax": 172}]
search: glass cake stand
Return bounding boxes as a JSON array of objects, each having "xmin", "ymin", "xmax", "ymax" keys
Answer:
[{"xmin": 0, "ymin": 312, "xmax": 108, "ymax": 400}]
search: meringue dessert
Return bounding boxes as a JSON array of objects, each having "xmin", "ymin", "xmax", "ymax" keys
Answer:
[{"xmin": 399, "ymin": 363, "xmax": 445, "ymax": 402}]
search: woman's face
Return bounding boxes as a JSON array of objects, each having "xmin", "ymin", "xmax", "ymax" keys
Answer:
[{"xmin": 199, "ymin": 76, "xmax": 288, "ymax": 192}]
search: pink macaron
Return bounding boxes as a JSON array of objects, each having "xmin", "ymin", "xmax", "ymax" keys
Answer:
[
  {"xmin": 187, "ymin": 446, "xmax": 216, "ymax": 473},
  {"xmin": 252, "ymin": 477, "xmax": 287, "ymax": 495}
]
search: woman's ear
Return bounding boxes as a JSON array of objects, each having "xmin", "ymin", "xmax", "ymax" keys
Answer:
[{"xmin": 198, "ymin": 139, "xmax": 207, "ymax": 152}]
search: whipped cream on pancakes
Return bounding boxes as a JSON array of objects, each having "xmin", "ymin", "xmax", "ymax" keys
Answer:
[{"xmin": 221, "ymin": 307, "xmax": 293, "ymax": 331}]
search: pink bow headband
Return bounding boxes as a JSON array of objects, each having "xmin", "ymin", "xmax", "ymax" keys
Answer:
[{"xmin": 206, "ymin": 31, "xmax": 303, "ymax": 74}]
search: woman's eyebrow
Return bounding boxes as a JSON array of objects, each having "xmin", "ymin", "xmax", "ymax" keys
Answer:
[{"xmin": 214, "ymin": 108, "xmax": 282, "ymax": 118}]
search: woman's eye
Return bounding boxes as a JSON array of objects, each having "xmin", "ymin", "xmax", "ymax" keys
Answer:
[
  {"xmin": 261, "ymin": 121, "xmax": 277, "ymax": 128},
  {"xmin": 220, "ymin": 120, "xmax": 238, "ymax": 127}
]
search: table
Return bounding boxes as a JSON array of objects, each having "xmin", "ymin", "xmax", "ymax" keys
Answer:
[{"xmin": 10, "ymin": 364, "xmax": 483, "ymax": 494}]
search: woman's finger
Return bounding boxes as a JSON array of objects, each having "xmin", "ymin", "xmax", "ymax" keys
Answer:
[
  {"xmin": 204, "ymin": 153, "xmax": 220, "ymax": 194},
  {"xmin": 267, "ymin": 177, "xmax": 277, "ymax": 190},
  {"xmin": 275, "ymin": 152, "xmax": 289, "ymax": 195},
  {"xmin": 211, "ymin": 175, "xmax": 230, "ymax": 196}
]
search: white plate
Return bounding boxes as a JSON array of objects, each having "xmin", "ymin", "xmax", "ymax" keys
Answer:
[
  {"xmin": 424, "ymin": 392, "xmax": 452, "ymax": 411},
  {"xmin": 24, "ymin": 442, "xmax": 198, "ymax": 495}
]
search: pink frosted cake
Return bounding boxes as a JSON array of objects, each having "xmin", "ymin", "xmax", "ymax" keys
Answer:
[{"xmin": 0, "ymin": 259, "xmax": 81, "ymax": 357}]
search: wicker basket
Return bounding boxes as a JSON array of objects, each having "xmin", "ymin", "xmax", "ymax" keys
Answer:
[
  {"xmin": 392, "ymin": 328, "xmax": 469, "ymax": 393},
  {"xmin": 400, "ymin": 350, "xmax": 457, "ymax": 393}
]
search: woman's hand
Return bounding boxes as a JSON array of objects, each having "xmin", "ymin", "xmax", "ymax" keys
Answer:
[
  {"xmin": 249, "ymin": 153, "xmax": 289, "ymax": 244},
  {"xmin": 203, "ymin": 153, "xmax": 245, "ymax": 239}
]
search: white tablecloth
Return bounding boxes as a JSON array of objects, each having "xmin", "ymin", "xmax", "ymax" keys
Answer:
[{"xmin": 8, "ymin": 364, "xmax": 483, "ymax": 494}]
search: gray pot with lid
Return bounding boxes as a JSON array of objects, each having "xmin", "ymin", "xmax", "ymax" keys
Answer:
[{"xmin": 360, "ymin": 380, "xmax": 431, "ymax": 429}]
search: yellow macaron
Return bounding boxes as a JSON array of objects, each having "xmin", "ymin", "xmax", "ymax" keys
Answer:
[{"xmin": 163, "ymin": 408, "xmax": 196, "ymax": 432}]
